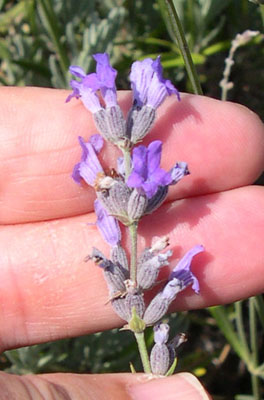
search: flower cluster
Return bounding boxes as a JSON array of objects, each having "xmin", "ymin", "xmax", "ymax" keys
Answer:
[{"xmin": 68, "ymin": 53, "xmax": 204, "ymax": 375}]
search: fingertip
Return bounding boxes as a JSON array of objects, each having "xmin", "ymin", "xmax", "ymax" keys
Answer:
[{"xmin": 127, "ymin": 373, "xmax": 211, "ymax": 400}]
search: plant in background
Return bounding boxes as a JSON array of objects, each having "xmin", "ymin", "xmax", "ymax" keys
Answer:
[{"xmin": 67, "ymin": 52, "xmax": 204, "ymax": 374}]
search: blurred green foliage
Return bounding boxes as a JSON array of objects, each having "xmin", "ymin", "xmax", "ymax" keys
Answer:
[
  {"xmin": 0, "ymin": 1, "xmax": 263, "ymax": 399},
  {"xmin": 0, "ymin": 0, "xmax": 263, "ymax": 117}
]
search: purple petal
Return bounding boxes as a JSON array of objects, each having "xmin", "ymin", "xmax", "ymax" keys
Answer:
[
  {"xmin": 170, "ymin": 245, "xmax": 204, "ymax": 294},
  {"xmin": 79, "ymin": 87, "xmax": 102, "ymax": 113},
  {"xmin": 94, "ymin": 199, "xmax": 121, "ymax": 246},
  {"xmin": 142, "ymin": 181, "xmax": 160, "ymax": 198},
  {"xmin": 127, "ymin": 141, "xmax": 172, "ymax": 199},
  {"xmin": 147, "ymin": 141, "xmax": 162, "ymax": 174},
  {"xmin": 130, "ymin": 56, "xmax": 180, "ymax": 110},
  {"xmin": 130, "ymin": 58, "xmax": 155, "ymax": 107},
  {"xmin": 89, "ymin": 134, "xmax": 104, "ymax": 153},
  {"xmin": 69, "ymin": 65, "xmax": 86, "ymax": 78},
  {"xmin": 72, "ymin": 136, "xmax": 103, "ymax": 186},
  {"xmin": 83, "ymin": 72, "xmax": 101, "ymax": 91},
  {"xmin": 93, "ymin": 53, "xmax": 117, "ymax": 107},
  {"xmin": 93, "ymin": 53, "xmax": 117, "ymax": 88},
  {"xmin": 129, "ymin": 145, "xmax": 148, "ymax": 179},
  {"xmin": 126, "ymin": 170, "xmax": 145, "ymax": 188}
]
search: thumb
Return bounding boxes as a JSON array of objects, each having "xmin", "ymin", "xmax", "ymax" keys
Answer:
[
  {"xmin": 0, "ymin": 371, "xmax": 211, "ymax": 400},
  {"xmin": 127, "ymin": 373, "xmax": 211, "ymax": 400}
]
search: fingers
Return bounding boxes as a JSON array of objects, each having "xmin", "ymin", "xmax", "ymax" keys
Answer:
[
  {"xmin": 0, "ymin": 87, "xmax": 263, "ymax": 223},
  {"xmin": 0, "ymin": 185, "xmax": 263, "ymax": 351},
  {"xmin": 0, "ymin": 371, "xmax": 211, "ymax": 400}
]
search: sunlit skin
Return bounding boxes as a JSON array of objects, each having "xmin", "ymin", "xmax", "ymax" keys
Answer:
[{"xmin": 0, "ymin": 87, "xmax": 263, "ymax": 399}]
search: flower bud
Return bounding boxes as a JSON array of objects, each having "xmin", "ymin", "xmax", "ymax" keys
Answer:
[
  {"xmin": 127, "ymin": 189, "xmax": 148, "ymax": 221},
  {"xmin": 150, "ymin": 344, "xmax": 170, "ymax": 375},
  {"xmin": 94, "ymin": 105, "xmax": 126, "ymax": 143},
  {"xmin": 126, "ymin": 105, "xmax": 156, "ymax": 143},
  {"xmin": 143, "ymin": 292, "xmax": 170, "ymax": 325},
  {"xmin": 111, "ymin": 245, "xmax": 129, "ymax": 272},
  {"xmin": 137, "ymin": 250, "xmax": 172, "ymax": 290},
  {"xmin": 112, "ymin": 292, "xmax": 145, "ymax": 322},
  {"xmin": 97, "ymin": 181, "xmax": 131, "ymax": 225},
  {"xmin": 90, "ymin": 247, "xmax": 127, "ymax": 296}
]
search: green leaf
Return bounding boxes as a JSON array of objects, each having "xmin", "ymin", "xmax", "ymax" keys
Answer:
[
  {"xmin": 202, "ymin": 40, "xmax": 230, "ymax": 56},
  {"xmin": 166, "ymin": 357, "xmax": 177, "ymax": 376},
  {"xmin": 0, "ymin": 1, "xmax": 32, "ymax": 33},
  {"xmin": 130, "ymin": 362, "xmax": 137, "ymax": 373}
]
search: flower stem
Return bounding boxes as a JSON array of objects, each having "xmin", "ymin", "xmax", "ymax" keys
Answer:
[
  {"xmin": 129, "ymin": 222, "xmax": 138, "ymax": 284},
  {"xmin": 122, "ymin": 148, "xmax": 132, "ymax": 180},
  {"xmin": 249, "ymin": 297, "xmax": 261, "ymax": 400},
  {"xmin": 162, "ymin": 0, "xmax": 203, "ymax": 95},
  {"xmin": 134, "ymin": 332, "xmax": 152, "ymax": 373}
]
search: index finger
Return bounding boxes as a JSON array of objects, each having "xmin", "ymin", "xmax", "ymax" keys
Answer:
[{"xmin": 0, "ymin": 87, "xmax": 263, "ymax": 224}]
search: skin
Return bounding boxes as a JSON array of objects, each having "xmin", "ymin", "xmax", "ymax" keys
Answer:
[{"xmin": 0, "ymin": 87, "xmax": 264, "ymax": 399}]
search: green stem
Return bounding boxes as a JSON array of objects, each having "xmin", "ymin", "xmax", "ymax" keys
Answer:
[
  {"xmin": 253, "ymin": 295, "xmax": 264, "ymax": 330},
  {"xmin": 129, "ymin": 222, "xmax": 138, "ymax": 284},
  {"xmin": 134, "ymin": 332, "xmax": 152, "ymax": 373},
  {"xmin": 122, "ymin": 148, "xmax": 132, "ymax": 180},
  {"xmin": 234, "ymin": 301, "xmax": 250, "ymax": 359},
  {"xmin": 38, "ymin": 0, "xmax": 69, "ymax": 77},
  {"xmin": 163, "ymin": 0, "xmax": 203, "ymax": 95},
  {"xmin": 249, "ymin": 297, "xmax": 261, "ymax": 400}
]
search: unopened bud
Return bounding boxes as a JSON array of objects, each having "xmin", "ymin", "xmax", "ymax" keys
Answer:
[
  {"xmin": 112, "ymin": 290, "xmax": 145, "ymax": 322},
  {"xmin": 143, "ymin": 292, "xmax": 170, "ymax": 325},
  {"xmin": 126, "ymin": 105, "xmax": 156, "ymax": 143},
  {"xmin": 127, "ymin": 189, "xmax": 148, "ymax": 221},
  {"xmin": 111, "ymin": 245, "xmax": 129, "ymax": 272},
  {"xmin": 94, "ymin": 106, "xmax": 126, "ymax": 143},
  {"xmin": 138, "ymin": 250, "xmax": 172, "ymax": 290},
  {"xmin": 90, "ymin": 247, "xmax": 127, "ymax": 296},
  {"xmin": 150, "ymin": 343, "xmax": 170, "ymax": 375}
]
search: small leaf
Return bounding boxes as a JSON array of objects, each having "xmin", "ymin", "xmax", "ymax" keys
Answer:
[
  {"xmin": 130, "ymin": 362, "xmax": 137, "ymax": 373},
  {"xmin": 165, "ymin": 357, "xmax": 177, "ymax": 376}
]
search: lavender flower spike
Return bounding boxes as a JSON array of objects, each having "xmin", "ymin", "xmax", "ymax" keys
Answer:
[
  {"xmin": 66, "ymin": 53, "xmax": 117, "ymax": 111},
  {"xmin": 169, "ymin": 244, "xmax": 205, "ymax": 294},
  {"xmin": 94, "ymin": 199, "xmax": 121, "ymax": 247},
  {"xmin": 130, "ymin": 56, "xmax": 180, "ymax": 110},
  {"xmin": 127, "ymin": 140, "xmax": 172, "ymax": 199},
  {"xmin": 72, "ymin": 134, "xmax": 104, "ymax": 186}
]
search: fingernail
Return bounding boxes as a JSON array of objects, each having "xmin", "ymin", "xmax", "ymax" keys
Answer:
[{"xmin": 127, "ymin": 372, "xmax": 211, "ymax": 400}]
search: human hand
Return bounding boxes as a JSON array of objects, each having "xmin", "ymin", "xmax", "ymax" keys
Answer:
[{"xmin": 0, "ymin": 87, "xmax": 263, "ymax": 399}]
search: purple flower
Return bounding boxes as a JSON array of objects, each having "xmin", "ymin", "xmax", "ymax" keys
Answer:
[
  {"xmin": 72, "ymin": 134, "xmax": 104, "ymax": 186},
  {"xmin": 127, "ymin": 141, "xmax": 172, "ymax": 198},
  {"xmin": 94, "ymin": 199, "xmax": 121, "ymax": 246},
  {"xmin": 130, "ymin": 56, "xmax": 180, "ymax": 110},
  {"xmin": 66, "ymin": 53, "xmax": 117, "ymax": 112},
  {"xmin": 169, "ymin": 245, "xmax": 205, "ymax": 294}
]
